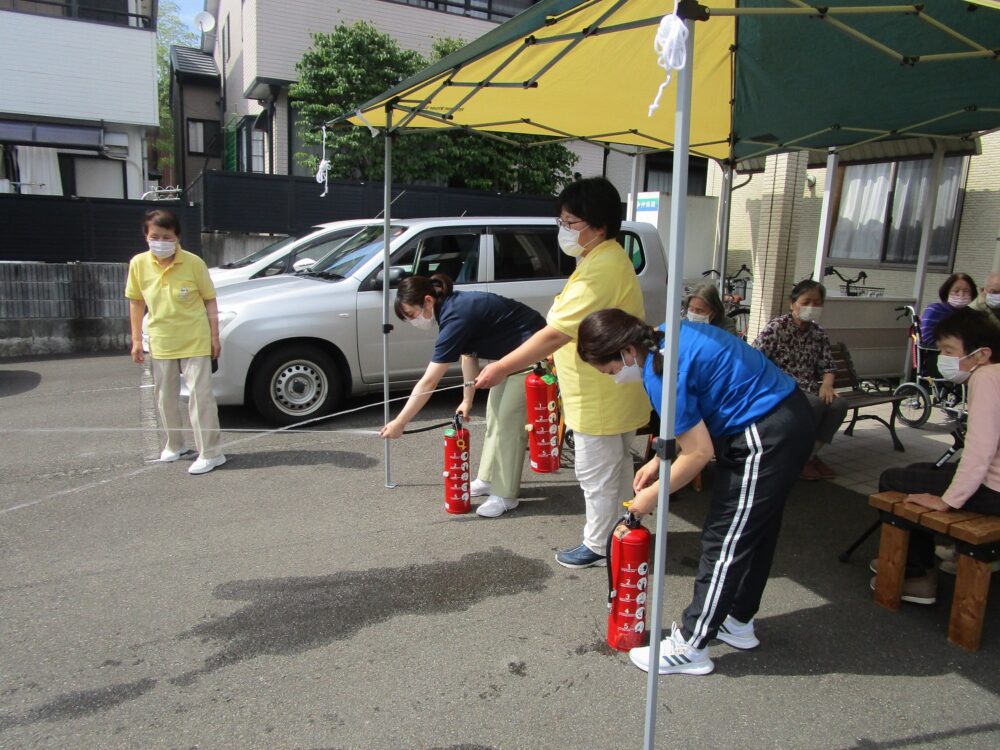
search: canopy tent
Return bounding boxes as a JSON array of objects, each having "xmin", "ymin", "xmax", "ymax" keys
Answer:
[{"xmin": 330, "ymin": 3, "xmax": 1000, "ymax": 747}]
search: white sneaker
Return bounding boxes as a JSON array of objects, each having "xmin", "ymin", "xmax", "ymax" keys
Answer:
[
  {"xmin": 475, "ymin": 495, "xmax": 518, "ymax": 518},
  {"xmin": 629, "ymin": 624, "xmax": 714, "ymax": 676},
  {"xmin": 716, "ymin": 615, "xmax": 760, "ymax": 649},
  {"xmin": 469, "ymin": 478, "xmax": 491, "ymax": 497},
  {"xmin": 159, "ymin": 446, "xmax": 189, "ymax": 462},
  {"xmin": 188, "ymin": 454, "xmax": 227, "ymax": 475}
]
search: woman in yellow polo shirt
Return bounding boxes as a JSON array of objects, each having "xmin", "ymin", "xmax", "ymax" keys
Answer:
[
  {"xmin": 125, "ymin": 209, "xmax": 226, "ymax": 475},
  {"xmin": 476, "ymin": 177, "xmax": 650, "ymax": 568}
]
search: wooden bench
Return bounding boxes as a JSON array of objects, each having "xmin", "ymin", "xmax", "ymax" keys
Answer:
[
  {"xmin": 831, "ymin": 342, "xmax": 907, "ymax": 452},
  {"xmin": 869, "ymin": 491, "xmax": 1000, "ymax": 650}
]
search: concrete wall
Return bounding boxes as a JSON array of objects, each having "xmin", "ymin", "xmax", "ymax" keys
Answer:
[
  {"xmin": 199, "ymin": 232, "xmax": 287, "ymax": 268},
  {"xmin": 0, "ymin": 262, "xmax": 129, "ymax": 357}
]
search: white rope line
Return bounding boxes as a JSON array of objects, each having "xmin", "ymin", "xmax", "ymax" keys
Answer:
[
  {"xmin": 315, "ymin": 125, "xmax": 331, "ymax": 197},
  {"xmin": 648, "ymin": 2, "xmax": 688, "ymax": 117}
]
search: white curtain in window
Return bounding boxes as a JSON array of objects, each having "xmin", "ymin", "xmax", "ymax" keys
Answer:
[
  {"xmin": 829, "ymin": 162, "xmax": 891, "ymax": 261},
  {"xmin": 885, "ymin": 157, "xmax": 961, "ymax": 264},
  {"xmin": 15, "ymin": 146, "xmax": 63, "ymax": 196}
]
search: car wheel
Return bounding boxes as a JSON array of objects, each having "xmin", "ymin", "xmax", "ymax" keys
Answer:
[{"xmin": 251, "ymin": 345, "xmax": 341, "ymax": 426}]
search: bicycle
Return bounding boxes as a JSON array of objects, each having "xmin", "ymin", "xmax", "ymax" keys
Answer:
[
  {"xmin": 891, "ymin": 305, "xmax": 967, "ymax": 428},
  {"xmin": 701, "ymin": 264, "xmax": 752, "ymax": 339}
]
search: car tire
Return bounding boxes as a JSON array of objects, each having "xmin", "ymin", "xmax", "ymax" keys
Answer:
[{"xmin": 251, "ymin": 345, "xmax": 342, "ymax": 426}]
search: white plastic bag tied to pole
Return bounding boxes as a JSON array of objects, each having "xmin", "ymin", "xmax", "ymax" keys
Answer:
[
  {"xmin": 315, "ymin": 126, "xmax": 331, "ymax": 197},
  {"xmin": 648, "ymin": 2, "xmax": 688, "ymax": 117}
]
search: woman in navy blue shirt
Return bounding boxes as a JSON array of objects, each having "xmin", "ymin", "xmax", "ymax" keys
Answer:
[
  {"xmin": 577, "ymin": 308, "xmax": 814, "ymax": 676},
  {"xmin": 381, "ymin": 274, "xmax": 545, "ymax": 518}
]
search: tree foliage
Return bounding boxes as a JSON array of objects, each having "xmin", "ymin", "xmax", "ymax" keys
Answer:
[
  {"xmin": 290, "ymin": 23, "xmax": 576, "ymax": 195},
  {"xmin": 153, "ymin": 1, "xmax": 198, "ymax": 181}
]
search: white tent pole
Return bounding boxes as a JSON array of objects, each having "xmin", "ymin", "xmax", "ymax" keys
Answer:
[
  {"xmin": 911, "ymin": 140, "xmax": 945, "ymax": 307},
  {"xmin": 812, "ymin": 148, "xmax": 839, "ymax": 281},
  {"xmin": 713, "ymin": 163, "xmax": 733, "ymax": 288},
  {"xmin": 643, "ymin": 16, "xmax": 696, "ymax": 750},
  {"xmin": 629, "ymin": 148, "xmax": 642, "ymax": 221},
  {"xmin": 906, "ymin": 141, "xmax": 945, "ymax": 380},
  {"xmin": 382, "ymin": 108, "xmax": 396, "ymax": 489}
]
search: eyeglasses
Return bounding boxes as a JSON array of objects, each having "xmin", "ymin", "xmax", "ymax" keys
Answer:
[{"xmin": 556, "ymin": 217, "xmax": 587, "ymax": 229}]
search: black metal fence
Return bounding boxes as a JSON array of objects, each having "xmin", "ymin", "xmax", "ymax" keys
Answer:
[
  {"xmin": 188, "ymin": 171, "xmax": 557, "ymax": 235},
  {"xmin": 0, "ymin": 195, "xmax": 202, "ymax": 263}
]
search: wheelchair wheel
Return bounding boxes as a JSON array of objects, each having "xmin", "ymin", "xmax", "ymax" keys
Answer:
[{"xmin": 893, "ymin": 382, "xmax": 931, "ymax": 428}]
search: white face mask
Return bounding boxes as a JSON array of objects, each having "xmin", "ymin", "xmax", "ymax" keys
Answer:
[
  {"xmin": 687, "ymin": 312, "xmax": 711, "ymax": 324},
  {"xmin": 948, "ymin": 294, "xmax": 971, "ymax": 308},
  {"xmin": 148, "ymin": 240, "xmax": 176, "ymax": 258},
  {"xmin": 797, "ymin": 305, "xmax": 823, "ymax": 323},
  {"xmin": 937, "ymin": 348, "xmax": 983, "ymax": 384},
  {"xmin": 986, "ymin": 293, "xmax": 1000, "ymax": 309},
  {"xmin": 557, "ymin": 226, "xmax": 585, "ymax": 258},
  {"xmin": 408, "ymin": 301, "xmax": 435, "ymax": 330},
  {"xmin": 613, "ymin": 352, "xmax": 643, "ymax": 384}
]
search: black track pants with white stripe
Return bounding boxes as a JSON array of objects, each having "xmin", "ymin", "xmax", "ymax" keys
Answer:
[{"xmin": 680, "ymin": 388, "xmax": 814, "ymax": 650}]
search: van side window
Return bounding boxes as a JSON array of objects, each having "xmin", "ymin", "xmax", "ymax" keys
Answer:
[
  {"xmin": 397, "ymin": 232, "xmax": 480, "ymax": 284},
  {"xmin": 493, "ymin": 229, "xmax": 571, "ymax": 280},
  {"xmin": 620, "ymin": 231, "xmax": 646, "ymax": 273}
]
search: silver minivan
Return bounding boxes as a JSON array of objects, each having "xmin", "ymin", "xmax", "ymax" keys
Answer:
[{"xmin": 211, "ymin": 217, "xmax": 668, "ymax": 424}]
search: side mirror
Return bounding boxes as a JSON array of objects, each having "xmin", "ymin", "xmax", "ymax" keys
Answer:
[
  {"xmin": 292, "ymin": 257, "xmax": 315, "ymax": 272},
  {"xmin": 373, "ymin": 266, "xmax": 410, "ymax": 290}
]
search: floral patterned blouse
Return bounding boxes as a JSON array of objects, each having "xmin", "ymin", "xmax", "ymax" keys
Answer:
[{"xmin": 752, "ymin": 313, "xmax": 836, "ymax": 395}]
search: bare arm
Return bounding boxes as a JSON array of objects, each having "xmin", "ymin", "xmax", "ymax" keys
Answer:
[
  {"xmin": 457, "ymin": 355, "xmax": 480, "ymax": 419},
  {"xmin": 475, "ymin": 325, "xmax": 572, "ymax": 388},
  {"xmin": 128, "ymin": 299, "xmax": 146, "ymax": 363},
  {"xmin": 627, "ymin": 420, "xmax": 715, "ymax": 516},
  {"xmin": 380, "ymin": 361, "xmax": 451, "ymax": 438}
]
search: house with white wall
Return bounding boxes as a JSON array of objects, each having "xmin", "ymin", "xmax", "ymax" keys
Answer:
[{"xmin": 0, "ymin": 1, "xmax": 159, "ymax": 200}]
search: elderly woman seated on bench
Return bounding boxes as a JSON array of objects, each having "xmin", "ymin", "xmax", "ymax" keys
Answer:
[
  {"xmin": 753, "ymin": 280, "xmax": 848, "ymax": 481},
  {"xmin": 874, "ymin": 308, "xmax": 1000, "ymax": 604}
]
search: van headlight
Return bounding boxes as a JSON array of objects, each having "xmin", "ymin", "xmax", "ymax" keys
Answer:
[{"xmin": 218, "ymin": 310, "xmax": 238, "ymax": 332}]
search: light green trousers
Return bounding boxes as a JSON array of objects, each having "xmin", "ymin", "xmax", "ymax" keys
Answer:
[{"xmin": 477, "ymin": 371, "xmax": 528, "ymax": 499}]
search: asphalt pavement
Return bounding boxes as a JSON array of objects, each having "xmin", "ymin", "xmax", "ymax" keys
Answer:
[{"xmin": 1, "ymin": 354, "xmax": 998, "ymax": 750}]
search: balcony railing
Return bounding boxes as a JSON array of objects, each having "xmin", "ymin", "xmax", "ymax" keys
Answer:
[
  {"xmin": 381, "ymin": 0, "xmax": 539, "ymax": 23},
  {"xmin": 0, "ymin": 0, "xmax": 156, "ymax": 30}
]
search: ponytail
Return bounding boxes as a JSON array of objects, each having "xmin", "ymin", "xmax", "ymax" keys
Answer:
[
  {"xmin": 577, "ymin": 309, "xmax": 664, "ymax": 374},
  {"xmin": 393, "ymin": 273, "xmax": 455, "ymax": 319}
]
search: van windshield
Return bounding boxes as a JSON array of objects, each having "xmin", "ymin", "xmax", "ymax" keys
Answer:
[
  {"xmin": 218, "ymin": 236, "xmax": 297, "ymax": 269},
  {"xmin": 305, "ymin": 225, "xmax": 406, "ymax": 279}
]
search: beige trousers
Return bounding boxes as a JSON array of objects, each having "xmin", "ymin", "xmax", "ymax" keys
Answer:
[{"xmin": 151, "ymin": 356, "xmax": 222, "ymax": 459}]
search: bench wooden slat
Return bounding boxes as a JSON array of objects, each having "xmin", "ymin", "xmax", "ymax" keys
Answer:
[
  {"xmin": 869, "ymin": 491, "xmax": 905, "ymax": 511},
  {"xmin": 895, "ymin": 502, "xmax": 937, "ymax": 524},
  {"xmin": 948, "ymin": 516, "xmax": 1000, "ymax": 545},
  {"xmin": 917, "ymin": 510, "xmax": 983, "ymax": 534}
]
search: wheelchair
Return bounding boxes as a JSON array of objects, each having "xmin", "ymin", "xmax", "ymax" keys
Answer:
[{"xmin": 891, "ymin": 305, "xmax": 967, "ymax": 428}]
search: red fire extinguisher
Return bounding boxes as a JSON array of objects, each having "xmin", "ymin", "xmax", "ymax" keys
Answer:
[
  {"xmin": 524, "ymin": 363, "xmax": 560, "ymax": 473},
  {"xmin": 442, "ymin": 414, "xmax": 471, "ymax": 514},
  {"xmin": 606, "ymin": 512, "xmax": 652, "ymax": 652}
]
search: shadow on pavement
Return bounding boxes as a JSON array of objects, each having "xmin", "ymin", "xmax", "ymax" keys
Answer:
[{"xmin": 0, "ymin": 370, "xmax": 41, "ymax": 398}]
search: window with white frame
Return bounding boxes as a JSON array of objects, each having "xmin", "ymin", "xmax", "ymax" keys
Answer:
[
  {"xmin": 828, "ymin": 156, "xmax": 967, "ymax": 269},
  {"xmin": 251, "ymin": 130, "xmax": 266, "ymax": 173}
]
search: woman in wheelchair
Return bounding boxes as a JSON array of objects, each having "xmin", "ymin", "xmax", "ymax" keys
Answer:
[
  {"xmin": 918, "ymin": 273, "xmax": 977, "ymax": 360},
  {"xmin": 874, "ymin": 308, "xmax": 1000, "ymax": 604}
]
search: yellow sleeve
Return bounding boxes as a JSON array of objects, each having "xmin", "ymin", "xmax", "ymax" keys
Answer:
[
  {"xmin": 192, "ymin": 255, "xmax": 217, "ymax": 301},
  {"xmin": 546, "ymin": 270, "xmax": 598, "ymax": 339},
  {"xmin": 124, "ymin": 257, "xmax": 143, "ymax": 300}
]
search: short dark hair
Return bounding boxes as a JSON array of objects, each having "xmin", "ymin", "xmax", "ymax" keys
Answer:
[
  {"xmin": 143, "ymin": 208, "xmax": 181, "ymax": 237},
  {"xmin": 933, "ymin": 307, "xmax": 1000, "ymax": 362},
  {"xmin": 393, "ymin": 274, "xmax": 454, "ymax": 320},
  {"xmin": 789, "ymin": 279, "xmax": 826, "ymax": 303},
  {"xmin": 557, "ymin": 177, "xmax": 622, "ymax": 240},
  {"xmin": 938, "ymin": 273, "xmax": 978, "ymax": 304}
]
